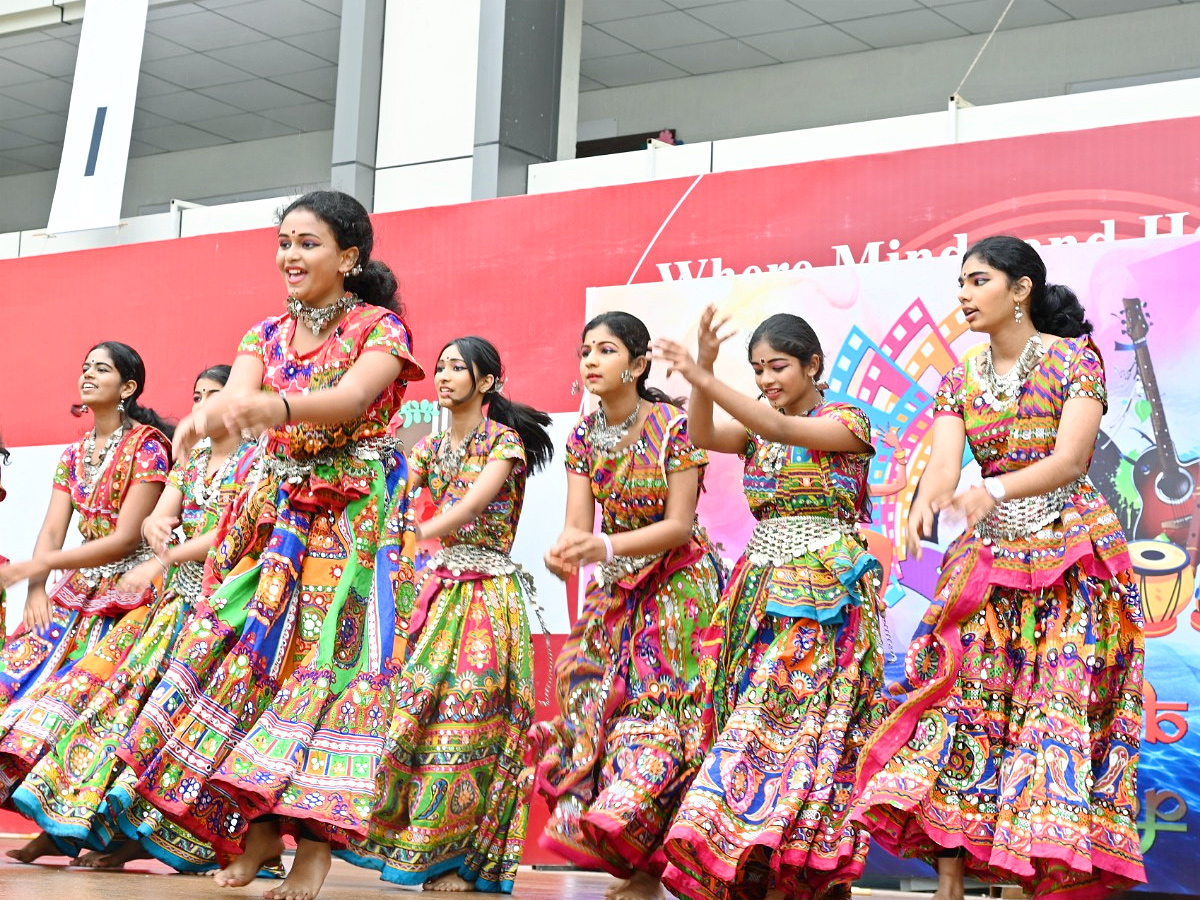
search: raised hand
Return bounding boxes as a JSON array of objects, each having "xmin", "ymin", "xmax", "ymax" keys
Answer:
[{"xmin": 696, "ymin": 303, "xmax": 736, "ymax": 369}]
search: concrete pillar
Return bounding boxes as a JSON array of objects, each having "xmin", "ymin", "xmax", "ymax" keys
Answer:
[
  {"xmin": 373, "ymin": 0, "xmax": 566, "ymax": 212},
  {"xmin": 330, "ymin": 0, "xmax": 386, "ymax": 208}
]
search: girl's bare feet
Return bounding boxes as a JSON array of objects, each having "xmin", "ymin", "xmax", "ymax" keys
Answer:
[
  {"xmin": 72, "ymin": 840, "xmax": 152, "ymax": 869},
  {"xmin": 262, "ymin": 838, "xmax": 331, "ymax": 900},
  {"xmin": 933, "ymin": 854, "xmax": 967, "ymax": 900},
  {"xmin": 425, "ymin": 872, "xmax": 474, "ymax": 892},
  {"xmin": 214, "ymin": 820, "xmax": 285, "ymax": 888},
  {"xmin": 5, "ymin": 832, "xmax": 61, "ymax": 864},
  {"xmin": 605, "ymin": 870, "xmax": 664, "ymax": 900}
]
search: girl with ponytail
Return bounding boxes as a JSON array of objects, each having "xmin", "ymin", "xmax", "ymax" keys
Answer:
[
  {"xmin": 529, "ymin": 310, "xmax": 723, "ymax": 900},
  {"xmin": 341, "ymin": 336, "xmax": 550, "ymax": 892},
  {"xmin": 0, "ymin": 342, "xmax": 170, "ymax": 759},
  {"xmin": 852, "ymin": 234, "xmax": 1145, "ymax": 898}
]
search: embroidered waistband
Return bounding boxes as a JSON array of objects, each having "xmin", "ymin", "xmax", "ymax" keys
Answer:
[
  {"xmin": 260, "ymin": 435, "xmax": 400, "ymax": 484},
  {"xmin": 77, "ymin": 543, "xmax": 154, "ymax": 589},
  {"xmin": 973, "ymin": 476, "xmax": 1088, "ymax": 544}
]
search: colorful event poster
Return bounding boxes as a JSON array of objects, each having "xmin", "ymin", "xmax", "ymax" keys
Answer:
[{"xmin": 587, "ymin": 233, "xmax": 1200, "ymax": 893}]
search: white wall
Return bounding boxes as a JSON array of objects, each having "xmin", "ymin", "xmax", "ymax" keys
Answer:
[
  {"xmin": 578, "ymin": 3, "xmax": 1200, "ymax": 145},
  {"xmin": 0, "ymin": 130, "xmax": 332, "ymax": 235}
]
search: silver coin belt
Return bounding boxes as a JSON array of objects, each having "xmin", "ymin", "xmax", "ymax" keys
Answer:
[
  {"xmin": 171, "ymin": 560, "xmax": 206, "ymax": 605},
  {"xmin": 426, "ymin": 543, "xmax": 553, "ymax": 701},
  {"xmin": 744, "ymin": 515, "xmax": 853, "ymax": 568},
  {"xmin": 259, "ymin": 435, "xmax": 400, "ymax": 484},
  {"xmin": 595, "ymin": 551, "xmax": 662, "ymax": 589},
  {"xmin": 77, "ymin": 543, "xmax": 154, "ymax": 589},
  {"xmin": 973, "ymin": 476, "xmax": 1087, "ymax": 544}
]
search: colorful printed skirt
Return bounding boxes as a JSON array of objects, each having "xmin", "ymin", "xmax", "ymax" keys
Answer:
[
  {"xmin": 116, "ymin": 452, "xmax": 417, "ymax": 858},
  {"xmin": 338, "ymin": 558, "xmax": 535, "ymax": 893},
  {"xmin": 0, "ymin": 601, "xmax": 150, "ymax": 800},
  {"xmin": 663, "ymin": 543, "xmax": 884, "ymax": 900},
  {"xmin": 852, "ymin": 548, "xmax": 1146, "ymax": 900},
  {"xmin": 528, "ymin": 542, "xmax": 722, "ymax": 878},
  {"xmin": 9, "ymin": 571, "xmax": 203, "ymax": 862}
]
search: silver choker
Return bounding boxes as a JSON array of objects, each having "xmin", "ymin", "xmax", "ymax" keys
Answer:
[
  {"xmin": 591, "ymin": 400, "xmax": 641, "ymax": 454},
  {"xmin": 979, "ymin": 334, "xmax": 1044, "ymax": 409},
  {"xmin": 286, "ymin": 293, "xmax": 360, "ymax": 336}
]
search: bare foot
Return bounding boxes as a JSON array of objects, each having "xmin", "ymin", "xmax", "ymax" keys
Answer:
[
  {"xmin": 5, "ymin": 832, "xmax": 61, "ymax": 864},
  {"xmin": 933, "ymin": 856, "xmax": 966, "ymax": 900},
  {"xmin": 73, "ymin": 840, "xmax": 153, "ymax": 869},
  {"xmin": 262, "ymin": 838, "xmax": 331, "ymax": 900},
  {"xmin": 214, "ymin": 820, "xmax": 285, "ymax": 889},
  {"xmin": 605, "ymin": 871, "xmax": 663, "ymax": 900},
  {"xmin": 425, "ymin": 872, "xmax": 474, "ymax": 892}
]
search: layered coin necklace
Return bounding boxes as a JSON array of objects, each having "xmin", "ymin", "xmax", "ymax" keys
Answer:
[
  {"xmin": 80, "ymin": 425, "xmax": 125, "ymax": 495},
  {"xmin": 979, "ymin": 334, "xmax": 1044, "ymax": 409},
  {"xmin": 286, "ymin": 293, "xmax": 360, "ymax": 337},
  {"xmin": 591, "ymin": 400, "xmax": 641, "ymax": 454}
]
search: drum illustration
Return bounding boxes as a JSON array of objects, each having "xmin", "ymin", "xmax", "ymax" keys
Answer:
[{"xmin": 1128, "ymin": 540, "xmax": 1195, "ymax": 638}]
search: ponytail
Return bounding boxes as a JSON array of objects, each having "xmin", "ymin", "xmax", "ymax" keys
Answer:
[{"xmin": 484, "ymin": 393, "xmax": 554, "ymax": 474}]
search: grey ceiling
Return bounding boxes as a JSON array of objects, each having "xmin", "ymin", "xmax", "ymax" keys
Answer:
[{"xmin": 0, "ymin": 0, "xmax": 1192, "ymax": 177}]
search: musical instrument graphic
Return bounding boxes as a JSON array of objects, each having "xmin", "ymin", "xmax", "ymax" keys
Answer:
[
  {"xmin": 1127, "ymin": 539, "xmax": 1195, "ymax": 638},
  {"xmin": 1119, "ymin": 297, "xmax": 1200, "ymax": 541}
]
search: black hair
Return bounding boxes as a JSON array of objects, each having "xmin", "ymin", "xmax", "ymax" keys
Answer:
[
  {"xmin": 963, "ymin": 235, "xmax": 1092, "ymax": 338},
  {"xmin": 72, "ymin": 341, "xmax": 176, "ymax": 439},
  {"xmin": 194, "ymin": 364, "xmax": 232, "ymax": 388},
  {"xmin": 581, "ymin": 310, "xmax": 682, "ymax": 407},
  {"xmin": 440, "ymin": 336, "xmax": 554, "ymax": 474},
  {"xmin": 278, "ymin": 190, "xmax": 402, "ymax": 314},
  {"xmin": 747, "ymin": 313, "xmax": 826, "ymax": 382},
  {"xmin": 0, "ymin": 432, "xmax": 9, "ymax": 466}
]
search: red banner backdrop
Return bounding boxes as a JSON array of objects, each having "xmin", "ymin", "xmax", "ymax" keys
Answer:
[{"xmin": 1, "ymin": 114, "xmax": 1200, "ymax": 872}]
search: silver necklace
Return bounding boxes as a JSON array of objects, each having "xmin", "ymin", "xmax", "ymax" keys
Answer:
[
  {"xmin": 591, "ymin": 400, "xmax": 641, "ymax": 454},
  {"xmin": 979, "ymin": 334, "xmax": 1044, "ymax": 409},
  {"xmin": 193, "ymin": 444, "xmax": 239, "ymax": 510},
  {"xmin": 80, "ymin": 425, "xmax": 124, "ymax": 495},
  {"xmin": 759, "ymin": 403, "xmax": 817, "ymax": 477},
  {"xmin": 286, "ymin": 293, "xmax": 360, "ymax": 337},
  {"xmin": 432, "ymin": 421, "xmax": 483, "ymax": 484}
]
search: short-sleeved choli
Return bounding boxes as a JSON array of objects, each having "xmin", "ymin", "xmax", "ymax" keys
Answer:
[
  {"xmin": 411, "ymin": 418, "xmax": 527, "ymax": 554},
  {"xmin": 51, "ymin": 424, "xmax": 169, "ymax": 543},
  {"xmin": 167, "ymin": 441, "xmax": 259, "ymax": 539},
  {"xmin": 565, "ymin": 401, "xmax": 706, "ymax": 535},
  {"xmin": 235, "ymin": 305, "xmax": 424, "ymax": 460},
  {"xmin": 741, "ymin": 402, "xmax": 873, "ymax": 527}
]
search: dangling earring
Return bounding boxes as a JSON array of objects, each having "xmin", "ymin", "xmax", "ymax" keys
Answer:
[
  {"xmin": 620, "ymin": 369, "xmax": 633, "ymax": 384},
  {"xmin": 79, "ymin": 404, "xmax": 90, "ymax": 413},
  {"xmin": 571, "ymin": 380, "xmax": 581, "ymax": 396},
  {"xmin": 349, "ymin": 263, "xmax": 363, "ymax": 276},
  {"xmin": 1013, "ymin": 300, "xmax": 1024, "ymax": 323},
  {"xmin": 117, "ymin": 399, "xmax": 126, "ymax": 415}
]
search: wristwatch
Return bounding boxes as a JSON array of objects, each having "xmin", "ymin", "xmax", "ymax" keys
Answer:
[{"xmin": 983, "ymin": 477, "xmax": 1006, "ymax": 501}]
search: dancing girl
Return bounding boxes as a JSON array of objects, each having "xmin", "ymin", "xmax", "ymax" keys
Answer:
[
  {"xmin": 529, "ymin": 311, "xmax": 724, "ymax": 900},
  {"xmin": 655, "ymin": 308, "xmax": 883, "ymax": 900},
  {"xmin": 852, "ymin": 235, "xmax": 1145, "ymax": 900}
]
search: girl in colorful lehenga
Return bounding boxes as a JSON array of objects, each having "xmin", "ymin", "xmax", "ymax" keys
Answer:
[
  {"xmin": 850, "ymin": 236, "xmax": 1145, "ymax": 900},
  {"xmin": 340, "ymin": 336, "xmax": 553, "ymax": 893},
  {"xmin": 0, "ymin": 435, "xmax": 10, "ymax": 629},
  {"xmin": 114, "ymin": 189, "xmax": 424, "ymax": 900},
  {"xmin": 654, "ymin": 309, "xmax": 883, "ymax": 900},
  {"xmin": 4, "ymin": 365, "xmax": 257, "ymax": 871},
  {"xmin": 529, "ymin": 311, "xmax": 724, "ymax": 900},
  {"xmin": 0, "ymin": 342, "xmax": 172, "ymax": 864}
]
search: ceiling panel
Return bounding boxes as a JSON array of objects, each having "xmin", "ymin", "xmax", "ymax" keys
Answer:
[
  {"xmin": 792, "ymin": 0, "xmax": 922, "ymax": 20},
  {"xmin": 217, "ymin": 0, "xmax": 340, "ymax": 38},
  {"xmin": 586, "ymin": 0, "xmax": 674, "ymax": 23},
  {"xmin": 132, "ymin": 122, "xmax": 231, "ymax": 152},
  {"xmin": 595, "ymin": 10, "xmax": 727, "ymax": 50},
  {"xmin": 1049, "ymin": 0, "xmax": 1178, "ymax": 15},
  {"xmin": 145, "ymin": 9, "xmax": 269, "ymax": 51},
  {"xmin": 3, "ymin": 78, "xmax": 72, "ymax": 111},
  {"xmin": 275, "ymin": 65, "xmax": 339, "ymax": 102},
  {"xmin": 261, "ymin": 101, "xmax": 336, "ymax": 130},
  {"xmin": 2, "ymin": 38, "xmax": 78, "ymax": 78},
  {"xmin": 581, "ymin": 24, "xmax": 639, "ymax": 60},
  {"xmin": 655, "ymin": 38, "xmax": 777, "ymax": 75},
  {"xmin": 688, "ymin": 0, "xmax": 821, "ymax": 35},
  {"xmin": 207, "ymin": 38, "xmax": 320, "ymax": 77},
  {"xmin": 741, "ymin": 24, "xmax": 872, "ymax": 61},
  {"xmin": 5, "ymin": 112, "xmax": 68, "ymax": 143},
  {"xmin": 195, "ymin": 112, "xmax": 300, "ymax": 141},
  {"xmin": 137, "ymin": 90, "xmax": 245, "ymax": 122},
  {"xmin": 200, "ymin": 78, "xmax": 317, "ymax": 111},
  {"xmin": 835, "ymin": 8, "xmax": 970, "ymax": 47},
  {"xmin": 934, "ymin": 0, "xmax": 1071, "ymax": 31}
]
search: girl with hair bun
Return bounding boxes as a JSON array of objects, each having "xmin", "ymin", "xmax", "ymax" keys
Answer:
[
  {"xmin": 851, "ymin": 235, "xmax": 1145, "ymax": 899},
  {"xmin": 115, "ymin": 189, "xmax": 425, "ymax": 900},
  {"xmin": 341, "ymin": 335, "xmax": 552, "ymax": 893},
  {"xmin": 655, "ymin": 306, "xmax": 883, "ymax": 900},
  {"xmin": 529, "ymin": 310, "xmax": 724, "ymax": 900},
  {"xmin": 0, "ymin": 342, "xmax": 170, "ymax": 723}
]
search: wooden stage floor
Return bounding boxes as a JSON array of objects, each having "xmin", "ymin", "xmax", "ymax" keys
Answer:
[{"xmin": 0, "ymin": 839, "xmax": 973, "ymax": 900}]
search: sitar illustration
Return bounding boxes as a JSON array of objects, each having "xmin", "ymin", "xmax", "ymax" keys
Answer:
[{"xmin": 1120, "ymin": 297, "xmax": 1200, "ymax": 542}]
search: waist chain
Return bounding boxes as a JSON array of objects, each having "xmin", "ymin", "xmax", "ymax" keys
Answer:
[
  {"xmin": 77, "ymin": 543, "xmax": 154, "ymax": 590},
  {"xmin": 259, "ymin": 435, "xmax": 400, "ymax": 485},
  {"xmin": 973, "ymin": 476, "xmax": 1088, "ymax": 544},
  {"xmin": 745, "ymin": 515, "xmax": 852, "ymax": 568}
]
